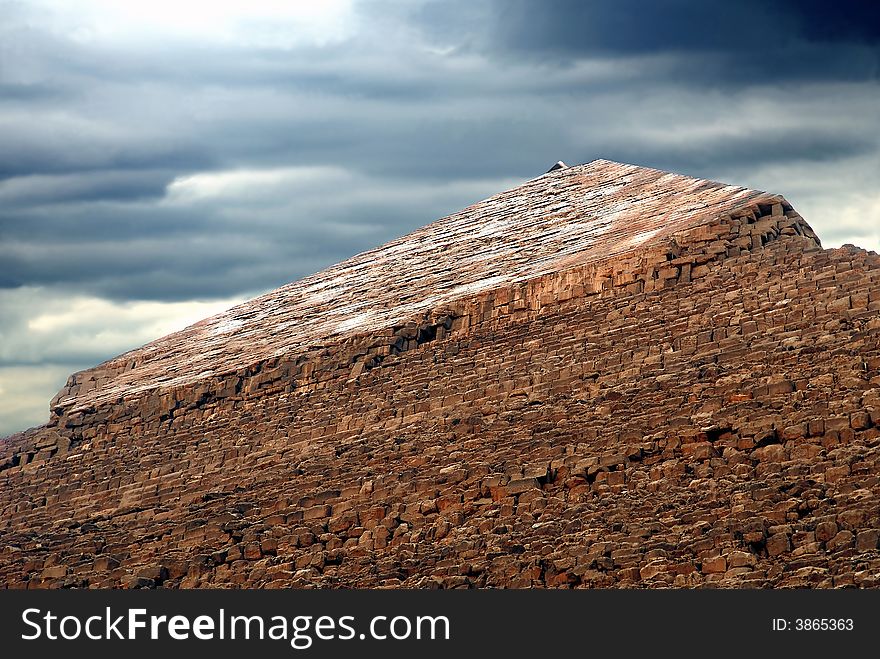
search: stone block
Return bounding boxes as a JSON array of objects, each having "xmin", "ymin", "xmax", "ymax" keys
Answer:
[
  {"xmin": 856, "ymin": 529, "xmax": 879, "ymax": 551},
  {"xmin": 766, "ymin": 534, "xmax": 791, "ymax": 557}
]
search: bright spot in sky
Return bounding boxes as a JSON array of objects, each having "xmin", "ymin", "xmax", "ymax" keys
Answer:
[
  {"xmin": 164, "ymin": 166, "xmax": 350, "ymax": 203},
  {"xmin": 30, "ymin": 0, "xmax": 356, "ymax": 46}
]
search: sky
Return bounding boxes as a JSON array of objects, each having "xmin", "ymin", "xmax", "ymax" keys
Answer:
[{"xmin": 1, "ymin": 0, "xmax": 879, "ymax": 435}]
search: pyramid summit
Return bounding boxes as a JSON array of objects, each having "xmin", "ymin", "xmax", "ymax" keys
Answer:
[{"xmin": 2, "ymin": 159, "xmax": 879, "ymax": 589}]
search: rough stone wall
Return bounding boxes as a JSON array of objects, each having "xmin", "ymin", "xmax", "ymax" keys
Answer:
[{"xmin": 1, "ymin": 203, "xmax": 879, "ymax": 589}]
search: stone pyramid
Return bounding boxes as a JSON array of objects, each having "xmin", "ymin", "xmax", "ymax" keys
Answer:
[{"xmin": 2, "ymin": 159, "xmax": 879, "ymax": 588}]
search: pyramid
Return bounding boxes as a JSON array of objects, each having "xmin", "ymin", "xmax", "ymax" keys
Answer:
[{"xmin": 2, "ymin": 159, "xmax": 879, "ymax": 588}]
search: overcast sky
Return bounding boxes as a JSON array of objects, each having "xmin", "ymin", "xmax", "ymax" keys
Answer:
[{"xmin": 1, "ymin": 0, "xmax": 879, "ymax": 435}]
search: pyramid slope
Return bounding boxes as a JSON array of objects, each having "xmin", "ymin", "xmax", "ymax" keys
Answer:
[{"xmin": 52, "ymin": 159, "xmax": 797, "ymax": 414}]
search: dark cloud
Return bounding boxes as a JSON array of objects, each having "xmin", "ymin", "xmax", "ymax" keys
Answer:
[
  {"xmin": 788, "ymin": 0, "xmax": 880, "ymax": 42},
  {"xmin": 488, "ymin": 1, "xmax": 785, "ymax": 55},
  {"xmin": 0, "ymin": 170, "xmax": 173, "ymax": 205},
  {"xmin": 411, "ymin": 0, "xmax": 880, "ymax": 84},
  {"xmin": 486, "ymin": 0, "xmax": 880, "ymax": 53}
]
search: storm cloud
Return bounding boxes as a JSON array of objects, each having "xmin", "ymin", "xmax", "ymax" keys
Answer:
[{"xmin": 1, "ymin": 0, "xmax": 878, "ymax": 434}]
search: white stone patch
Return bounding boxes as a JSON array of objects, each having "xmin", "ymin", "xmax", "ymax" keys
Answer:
[
  {"xmin": 627, "ymin": 228, "xmax": 663, "ymax": 247},
  {"xmin": 579, "ymin": 181, "xmax": 629, "ymax": 201},
  {"xmin": 334, "ymin": 311, "xmax": 379, "ymax": 334},
  {"xmin": 446, "ymin": 275, "xmax": 510, "ymax": 299},
  {"xmin": 212, "ymin": 318, "xmax": 244, "ymax": 335}
]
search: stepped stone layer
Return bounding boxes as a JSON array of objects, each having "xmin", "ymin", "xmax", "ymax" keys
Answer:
[{"xmin": 1, "ymin": 160, "xmax": 879, "ymax": 589}]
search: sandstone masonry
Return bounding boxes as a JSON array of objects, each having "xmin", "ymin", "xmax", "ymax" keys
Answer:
[{"xmin": 1, "ymin": 160, "xmax": 878, "ymax": 589}]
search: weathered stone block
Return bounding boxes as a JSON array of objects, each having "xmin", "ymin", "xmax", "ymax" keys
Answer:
[
  {"xmin": 855, "ymin": 530, "xmax": 879, "ymax": 552},
  {"xmin": 766, "ymin": 534, "xmax": 791, "ymax": 557}
]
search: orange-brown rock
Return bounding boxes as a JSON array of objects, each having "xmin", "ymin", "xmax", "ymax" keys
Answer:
[{"xmin": 1, "ymin": 159, "xmax": 879, "ymax": 589}]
